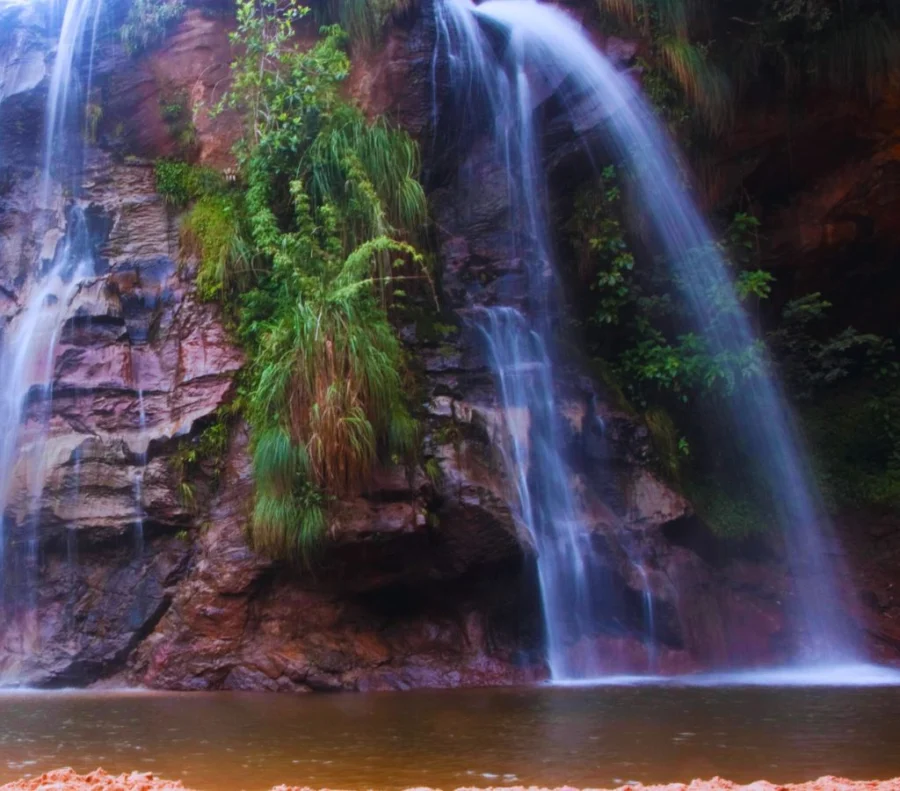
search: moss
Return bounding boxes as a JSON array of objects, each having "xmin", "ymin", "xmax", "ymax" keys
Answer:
[
  {"xmin": 154, "ymin": 160, "xmax": 225, "ymax": 207},
  {"xmin": 683, "ymin": 476, "xmax": 772, "ymax": 539},
  {"xmin": 644, "ymin": 406, "xmax": 687, "ymax": 480},
  {"xmin": 803, "ymin": 385, "xmax": 900, "ymax": 510},
  {"xmin": 170, "ymin": 407, "xmax": 234, "ymax": 510},
  {"xmin": 180, "ymin": 194, "xmax": 245, "ymax": 301}
]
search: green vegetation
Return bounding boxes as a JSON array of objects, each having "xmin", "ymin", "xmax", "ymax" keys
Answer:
[
  {"xmin": 768, "ymin": 294, "xmax": 900, "ymax": 511},
  {"xmin": 158, "ymin": 0, "xmax": 429, "ymax": 562},
  {"xmin": 583, "ymin": 0, "xmax": 900, "ymax": 532},
  {"xmin": 85, "ymin": 90, "xmax": 103, "ymax": 145},
  {"xmin": 598, "ymin": 0, "xmax": 900, "ymax": 135},
  {"xmin": 158, "ymin": 89, "xmax": 198, "ymax": 158},
  {"xmin": 153, "ymin": 160, "xmax": 224, "ymax": 206},
  {"xmin": 171, "ymin": 409, "xmax": 234, "ymax": 508},
  {"xmin": 804, "ymin": 387, "xmax": 900, "ymax": 510},
  {"xmin": 180, "ymin": 193, "xmax": 251, "ymax": 302},
  {"xmin": 569, "ymin": 166, "xmax": 769, "ymax": 412},
  {"xmin": 684, "ymin": 477, "xmax": 773, "ymax": 539},
  {"xmin": 314, "ymin": 0, "xmax": 411, "ymax": 46},
  {"xmin": 767, "ymin": 292, "xmax": 891, "ymax": 400},
  {"xmin": 120, "ymin": 0, "xmax": 186, "ymax": 56},
  {"xmin": 568, "ymin": 164, "xmax": 900, "ymax": 535}
]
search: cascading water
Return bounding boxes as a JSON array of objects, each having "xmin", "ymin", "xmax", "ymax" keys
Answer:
[
  {"xmin": 435, "ymin": 0, "xmax": 858, "ymax": 678},
  {"xmin": 0, "ymin": 0, "xmax": 102, "ymax": 667},
  {"xmin": 434, "ymin": 0, "xmax": 624, "ymax": 679},
  {"xmin": 0, "ymin": 207, "xmax": 96, "ymax": 636},
  {"xmin": 41, "ymin": 0, "xmax": 104, "ymax": 202},
  {"xmin": 478, "ymin": 308, "xmax": 609, "ymax": 679},
  {"xmin": 133, "ymin": 387, "xmax": 148, "ymax": 558}
]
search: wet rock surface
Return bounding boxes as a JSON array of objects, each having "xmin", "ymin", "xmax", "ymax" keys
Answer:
[{"xmin": 0, "ymin": 0, "xmax": 894, "ymax": 690}]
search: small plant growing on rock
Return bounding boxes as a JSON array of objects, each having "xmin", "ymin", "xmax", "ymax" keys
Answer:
[
  {"xmin": 120, "ymin": 0, "xmax": 187, "ymax": 57},
  {"xmin": 153, "ymin": 160, "xmax": 224, "ymax": 206}
]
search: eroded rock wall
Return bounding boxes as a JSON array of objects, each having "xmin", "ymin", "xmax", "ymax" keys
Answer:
[{"xmin": 0, "ymin": 0, "xmax": 834, "ymax": 689}]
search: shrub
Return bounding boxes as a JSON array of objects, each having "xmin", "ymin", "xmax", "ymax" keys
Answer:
[{"xmin": 154, "ymin": 160, "xmax": 224, "ymax": 206}]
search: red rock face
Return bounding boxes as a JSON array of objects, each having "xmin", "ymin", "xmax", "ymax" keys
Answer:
[
  {"xmin": 130, "ymin": 429, "xmax": 543, "ymax": 692},
  {"xmin": 102, "ymin": 10, "xmax": 241, "ymax": 167},
  {"xmin": 1, "ymin": 0, "xmax": 893, "ymax": 692}
]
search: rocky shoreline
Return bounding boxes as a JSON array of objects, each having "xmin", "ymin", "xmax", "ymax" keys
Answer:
[{"xmin": 3, "ymin": 770, "xmax": 900, "ymax": 791}]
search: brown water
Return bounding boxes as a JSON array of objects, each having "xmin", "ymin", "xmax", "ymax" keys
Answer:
[{"xmin": 1, "ymin": 684, "xmax": 900, "ymax": 790}]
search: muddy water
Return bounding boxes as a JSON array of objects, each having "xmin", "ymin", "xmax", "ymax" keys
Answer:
[{"xmin": 1, "ymin": 684, "xmax": 900, "ymax": 790}]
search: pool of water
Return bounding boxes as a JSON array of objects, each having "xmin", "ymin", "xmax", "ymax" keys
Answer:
[{"xmin": 2, "ymin": 680, "xmax": 900, "ymax": 790}]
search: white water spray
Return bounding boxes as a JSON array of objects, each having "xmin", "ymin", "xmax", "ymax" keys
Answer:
[
  {"xmin": 40, "ymin": 0, "xmax": 103, "ymax": 203},
  {"xmin": 435, "ymin": 0, "xmax": 859, "ymax": 677},
  {"xmin": 0, "ymin": 0, "xmax": 102, "ymax": 664}
]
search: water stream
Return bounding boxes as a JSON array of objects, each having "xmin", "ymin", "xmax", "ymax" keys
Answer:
[
  {"xmin": 41, "ymin": 0, "xmax": 104, "ymax": 202},
  {"xmin": 132, "ymin": 387, "xmax": 148, "ymax": 559},
  {"xmin": 0, "ymin": 0, "xmax": 102, "ymax": 659},
  {"xmin": 435, "ymin": 0, "xmax": 857, "ymax": 678}
]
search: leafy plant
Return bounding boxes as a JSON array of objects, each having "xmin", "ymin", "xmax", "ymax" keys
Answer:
[
  {"xmin": 154, "ymin": 160, "xmax": 224, "ymax": 206},
  {"xmin": 171, "ymin": 410, "xmax": 233, "ymax": 509},
  {"xmin": 158, "ymin": 89, "xmax": 198, "ymax": 158},
  {"xmin": 180, "ymin": 0, "xmax": 432, "ymax": 562},
  {"xmin": 569, "ymin": 168, "xmax": 769, "ymax": 408},
  {"xmin": 767, "ymin": 292, "xmax": 892, "ymax": 400},
  {"xmin": 120, "ymin": 0, "xmax": 186, "ymax": 56}
]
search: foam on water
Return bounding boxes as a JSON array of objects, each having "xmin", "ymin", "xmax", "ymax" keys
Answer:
[{"xmin": 549, "ymin": 662, "xmax": 900, "ymax": 688}]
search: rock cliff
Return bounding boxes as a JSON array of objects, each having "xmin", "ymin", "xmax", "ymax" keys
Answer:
[{"xmin": 0, "ymin": 0, "xmax": 892, "ymax": 690}]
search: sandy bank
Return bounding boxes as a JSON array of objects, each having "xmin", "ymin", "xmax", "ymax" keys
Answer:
[
  {"xmin": 0, "ymin": 769, "xmax": 900, "ymax": 791},
  {"xmin": 3, "ymin": 770, "xmax": 900, "ymax": 791}
]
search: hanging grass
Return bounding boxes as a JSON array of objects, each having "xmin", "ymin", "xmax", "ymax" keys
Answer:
[
  {"xmin": 598, "ymin": 0, "xmax": 899, "ymax": 134},
  {"xmin": 658, "ymin": 37, "xmax": 732, "ymax": 133},
  {"xmin": 244, "ymin": 238, "xmax": 423, "ymax": 557},
  {"xmin": 180, "ymin": 194, "xmax": 257, "ymax": 301},
  {"xmin": 813, "ymin": 15, "xmax": 900, "ymax": 100},
  {"xmin": 184, "ymin": 0, "xmax": 434, "ymax": 564},
  {"xmin": 598, "ymin": 0, "xmax": 701, "ymax": 37},
  {"xmin": 315, "ymin": 0, "xmax": 412, "ymax": 47},
  {"xmin": 306, "ymin": 109, "xmax": 427, "ymax": 244},
  {"xmin": 120, "ymin": 0, "xmax": 186, "ymax": 56}
]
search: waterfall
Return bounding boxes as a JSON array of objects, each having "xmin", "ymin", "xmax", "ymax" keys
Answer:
[
  {"xmin": 41, "ymin": 0, "xmax": 104, "ymax": 202},
  {"xmin": 435, "ymin": 0, "xmax": 858, "ymax": 678},
  {"xmin": 477, "ymin": 308, "xmax": 608, "ymax": 679},
  {"xmin": 0, "ymin": 0, "xmax": 102, "ymax": 660},
  {"xmin": 133, "ymin": 387, "xmax": 148, "ymax": 559}
]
